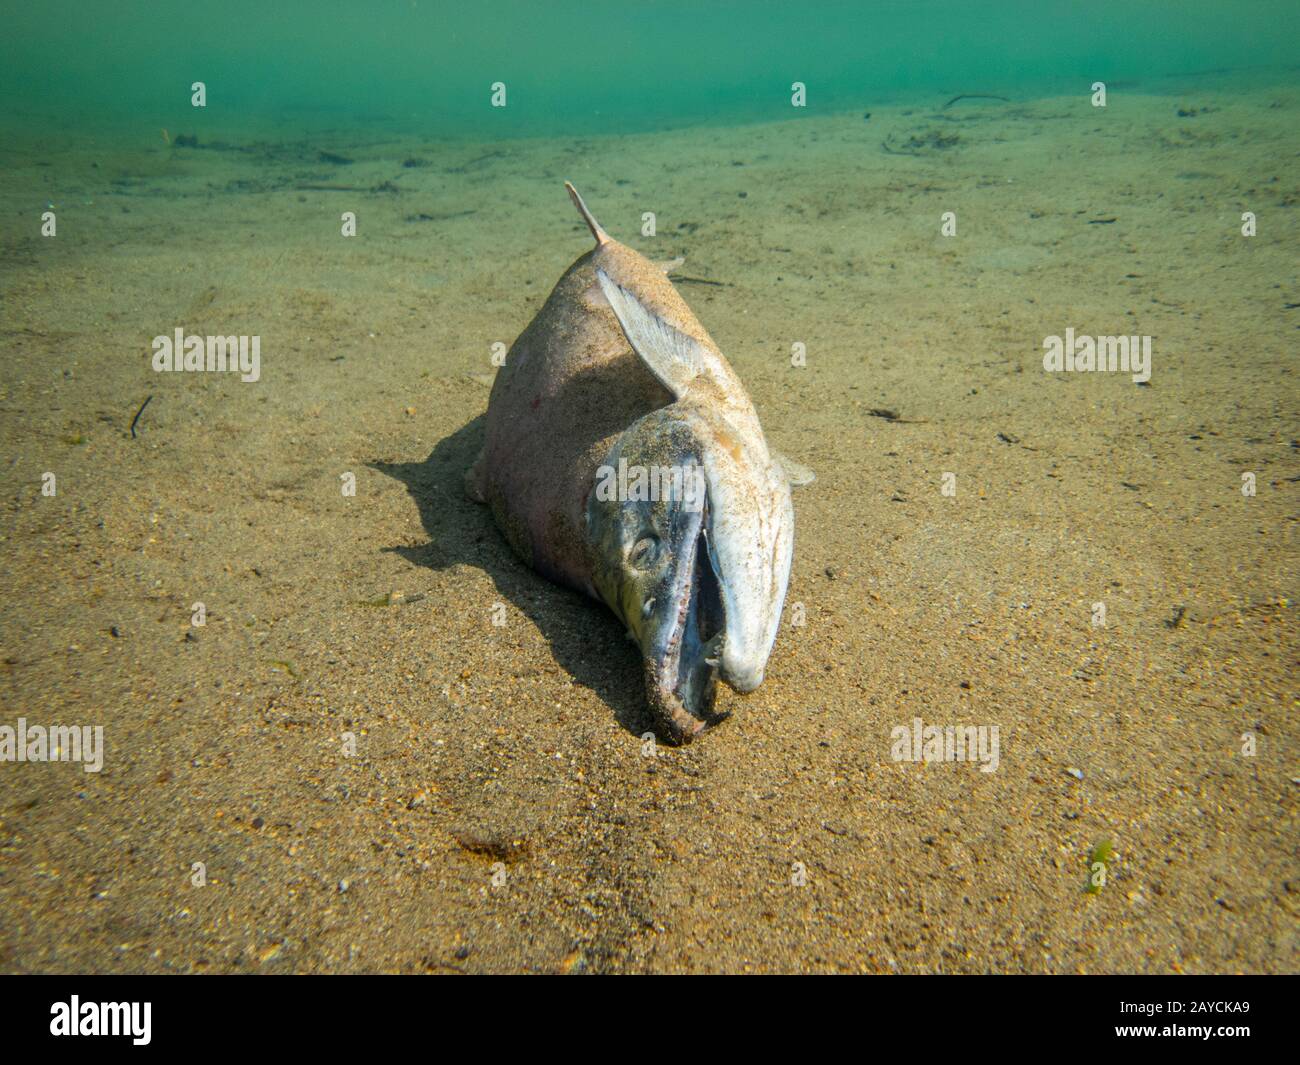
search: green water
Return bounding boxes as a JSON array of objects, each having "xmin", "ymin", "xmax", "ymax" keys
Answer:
[{"xmin": 1, "ymin": 1, "xmax": 1294, "ymax": 138}]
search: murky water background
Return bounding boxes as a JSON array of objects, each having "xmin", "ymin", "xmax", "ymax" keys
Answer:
[{"xmin": 2, "ymin": 1, "xmax": 1293, "ymax": 137}]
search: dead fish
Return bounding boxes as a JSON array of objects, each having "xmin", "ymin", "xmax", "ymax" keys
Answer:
[{"xmin": 467, "ymin": 183, "xmax": 810, "ymax": 742}]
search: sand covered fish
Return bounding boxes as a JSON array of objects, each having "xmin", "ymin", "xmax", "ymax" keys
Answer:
[{"xmin": 466, "ymin": 184, "xmax": 809, "ymax": 742}]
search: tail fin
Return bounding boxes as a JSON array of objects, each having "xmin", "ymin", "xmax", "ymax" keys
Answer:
[{"xmin": 565, "ymin": 182, "xmax": 610, "ymax": 246}]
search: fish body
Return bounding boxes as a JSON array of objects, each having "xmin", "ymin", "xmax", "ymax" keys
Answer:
[{"xmin": 467, "ymin": 184, "xmax": 798, "ymax": 741}]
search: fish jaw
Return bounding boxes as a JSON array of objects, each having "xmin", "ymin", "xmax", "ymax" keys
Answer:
[
  {"xmin": 682, "ymin": 400, "xmax": 794, "ymax": 694},
  {"xmin": 640, "ymin": 511, "xmax": 727, "ymax": 744}
]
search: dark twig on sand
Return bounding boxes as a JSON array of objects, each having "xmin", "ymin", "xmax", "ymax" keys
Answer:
[
  {"xmin": 129, "ymin": 395, "xmax": 153, "ymax": 438},
  {"xmin": 942, "ymin": 94, "xmax": 1011, "ymax": 108},
  {"xmin": 867, "ymin": 407, "xmax": 929, "ymax": 424},
  {"xmin": 445, "ymin": 150, "xmax": 505, "ymax": 174},
  {"xmin": 295, "ymin": 182, "xmax": 404, "ymax": 194},
  {"xmin": 880, "ymin": 139, "xmax": 916, "ymax": 157},
  {"xmin": 675, "ymin": 276, "xmax": 729, "ymax": 287}
]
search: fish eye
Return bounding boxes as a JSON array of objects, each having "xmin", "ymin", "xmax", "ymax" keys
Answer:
[{"xmin": 629, "ymin": 536, "xmax": 658, "ymax": 567}]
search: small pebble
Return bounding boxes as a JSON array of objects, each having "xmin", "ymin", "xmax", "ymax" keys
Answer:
[{"xmin": 1065, "ymin": 767, "xmax": 1084, "ymax": 780}]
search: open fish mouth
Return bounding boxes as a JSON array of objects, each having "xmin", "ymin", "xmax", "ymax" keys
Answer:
[{"xmin": 643, "ymin": 518, "xmax": 727, "ymax": 744}]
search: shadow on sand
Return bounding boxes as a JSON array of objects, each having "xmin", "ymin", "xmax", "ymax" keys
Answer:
[{"xmin": 372, "ymin": 415, "xmax": 652, "ymax": 738}]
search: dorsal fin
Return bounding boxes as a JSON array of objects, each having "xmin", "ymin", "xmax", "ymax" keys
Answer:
[{"xmin": 565, "ymin": 182, "xmax": 609, "ymax": 246}]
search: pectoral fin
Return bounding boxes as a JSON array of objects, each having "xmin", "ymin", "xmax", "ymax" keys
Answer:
[
  {"xmin": 596, "ymin": 267, "xmax": 705, "ymax": 398},
  {"xmin": 774, "ymin": 450, "xmax": 815, "ymax": 487}
]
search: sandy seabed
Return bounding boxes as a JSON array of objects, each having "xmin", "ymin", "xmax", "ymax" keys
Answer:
[{"xmin": 0, "ymin": 79, "xmax": 1296, "ymax": 973}]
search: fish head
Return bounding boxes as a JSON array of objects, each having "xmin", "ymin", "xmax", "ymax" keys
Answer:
[
  {"xmin": 587, "ymin": 403, "xmax": 793, "ymax": 742},
  {"xmin": 588, "ymin": 411, "xmax": 725, "ymax": 743}
]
